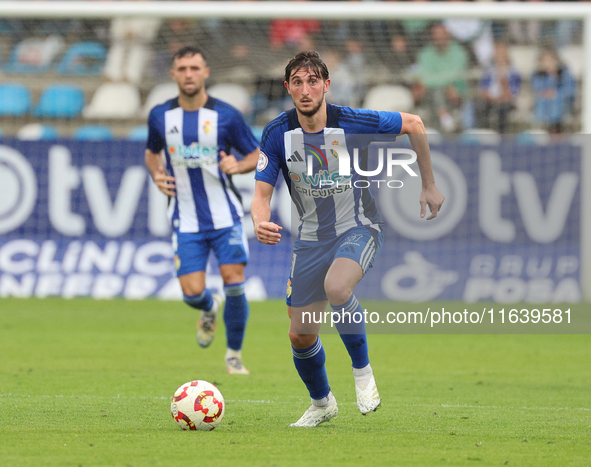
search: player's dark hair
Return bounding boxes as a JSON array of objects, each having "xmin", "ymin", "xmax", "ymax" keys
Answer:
[
  {"xmin": 284, "ymin": 51, "xmax": 329, "ymax": 83},
  {"xmin": 172, "ymin": 46, "xmax": 206, "ymax": 64}
]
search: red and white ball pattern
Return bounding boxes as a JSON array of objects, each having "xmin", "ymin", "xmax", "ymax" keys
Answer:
[{"xmin": 171, "ymin": 380, "xmax": 225, "ymax": 431}]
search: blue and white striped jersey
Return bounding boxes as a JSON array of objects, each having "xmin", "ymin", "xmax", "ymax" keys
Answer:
[
  {"xmin": 255, "ymin": 104, "xmax": 402, "ymax": 241},
  {"xmin": 147, "ymin": 96, "xmax": 258, "ymax": 233}
]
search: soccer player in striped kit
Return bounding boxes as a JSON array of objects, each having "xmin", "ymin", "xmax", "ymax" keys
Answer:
[
  {"xmin": 146, "ymin": 47, "xmax": 259, "ymax": 374},
  {"xmin": 251, "ymin": 51, "xmax": 444, "ymax": 426}
]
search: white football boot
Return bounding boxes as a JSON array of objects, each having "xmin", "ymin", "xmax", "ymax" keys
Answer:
[
  {"xmin": 196, "ymin": 294, "xmax": 222, "ymax": 348},
  {"xmin": 289, "ymin": 392, "xmax": 338, "ymax": 427},
  {"xmin": 225, "ymin": 348, "xmax": 250, "ymax": 375},
  {"xmin": 354, "ymin": 367, "xmax": 381, "ymax": 414}
]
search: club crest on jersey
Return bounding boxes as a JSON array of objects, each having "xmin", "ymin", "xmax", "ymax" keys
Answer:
[
  {"xmin": 257, "ymin": 152, "xmax": 268, "ymax": 172},
  {"xmin": 203, "ymin": 120, "xmax": 212, "ymax": 135},
  {"xmin": 331, "ymin": 140, "xmax": 340, "ymax": 157}
]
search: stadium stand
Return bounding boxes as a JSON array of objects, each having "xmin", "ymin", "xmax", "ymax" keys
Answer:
[
  {"xmin": 34, "ymin": 84, "xmax": 85, "ymax": 119},
  {"xmin": 460, "ymin": 128, "xmax": 502, "ymax": 145},
  {"xmin": 250, "ymin": 126, "xmax": 264, "ymax": 143},
  {"xmin": 56, "ymin": 41, "xmax": 107, "ymax": 76},
  {"xmin": 141, "ymin": 82, "xmax": 179, "ymax": 118},
  {"xmin": 73, "ymin": 124, "xmax": 114, "ymax": 141},
  {"xmin": 362, "ymin": 85, "xmax": 414, "ymax": 113},
  {"xmin": 0, "ymin": 8, "xmax": 584, "ymax": 138},
  {"xmin": 127, "ymin": 125, "xmax": 149, "ymax": 141},
  {"xmin": 207, "ymin": 83, "xmax": 252, "ymax": 114},
  {"xmin": 515, "ymin": 128, "xmax": 551, "ymax": 145},
  {"xmin": 103, "ymin": 17, "xmax": 161, "ymax": 85},
  {"xmin": 4, "ymin": 35, "xmax": 64, "ymax": 74},
  {"xmin": 83, "ymin": 82, "xmax": 141, "ymax": 119},
  {"xmin": 0, "ymin": 83, "xmax": 31, "ymax": 117},
  {"xmin": 16, "ymin": 123, "xmax": 59, "ymax": 140},
  {"xmin": 508, "ymin": 45, "xmax": 539, "ymax": 79},
  {"xmin": 559, "ymin": 45, "xmax": 584, "ymax": 80}
]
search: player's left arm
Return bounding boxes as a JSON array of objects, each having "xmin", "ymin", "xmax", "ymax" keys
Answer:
[
  {"xmin": 220, "ymin": 108, "xmax": 261, "ymax": 175},
  {"xmin": 399, "ymin": 112, "xmax": 445, "ymax": 220},
  {"xmin": 219, "ymin": 147, "xmax": 260, "ymax": 175}
]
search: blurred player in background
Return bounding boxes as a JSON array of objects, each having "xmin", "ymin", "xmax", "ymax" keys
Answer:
[
  {"xmin": 145, "ymin": 46, "xmax": 260, "ymax": 375},
  {"xmin": 251, "ymin": 51, "xmax": 444, "ymax": 426}
]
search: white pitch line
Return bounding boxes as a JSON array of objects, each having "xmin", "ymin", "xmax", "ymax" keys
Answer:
[
  {"xmin": 407, "ymin": 403, "xmax": 590, "ymax": 412},
  {"xmin": 1, "ymin": 394, "xmax": 589, "ymax": 412},
  {"xmin": 0, "ymin": 394, "xmax": 294, "ymax": 404}
]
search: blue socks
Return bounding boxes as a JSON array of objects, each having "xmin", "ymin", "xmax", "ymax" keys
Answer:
[
  {"xmin": 292, "ymin": 337, "xmax": 330, "ymax": 400},
  {"xmin": 184, "ymin": 283, "xmax": 249, "ymax": 351},
  {"xmin": 331, "ymin": 295, "xmax": 370, "ymax": 369},
  {"xmin": 223, "ymin": 282, "xmax": 249, "ymax": 351},
  {"xmin": 183, "ymin": 289, "xmax": 214, "ymax": 311},
  {"xmin": 291, "ymin": 295, "xmax": 368, "ymax": 399}
]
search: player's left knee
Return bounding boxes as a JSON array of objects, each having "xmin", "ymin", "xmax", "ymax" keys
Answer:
[
  {"xmin": 179, "ymin": 279, "xmax": 205, "ymax": 296},
  {"xmin": 220, "ymin": 266, "xmax": 245, "ymax": 285},
  {"xmin": 324, "ymin": 279, "xmax": 353, "ymax": 306},
  {"xmin": 222, "ymin": 274, "xmax": 245, "ymax": 285},
  {"xmin": 289, "ymin": 332, "xmax": 317, "ymax": 349}
]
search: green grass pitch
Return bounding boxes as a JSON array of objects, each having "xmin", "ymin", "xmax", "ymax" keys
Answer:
[{"xmin": 1, "ymin": 298, "xmax": 590, "ymax": 466}]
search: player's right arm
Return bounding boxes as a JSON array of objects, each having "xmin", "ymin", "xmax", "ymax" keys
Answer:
[
  {"xmin": 252, "ymin": 120, "xmax": 285, "ymax": 244},
  {"xmin": 145, "ymin": 149, "xmax": 176, "ymax": 197},
  {"xmin": 145, "ymin": 106, "xmax": 176, "ymax": 197},
  {"xmin": 251, "ymin": 180, "xmax": 282, "ymax": 245}
]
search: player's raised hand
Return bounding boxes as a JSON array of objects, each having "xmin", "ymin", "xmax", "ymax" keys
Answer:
[
  {"xmin": 255, "ymin": 221, "xmax": 283, "ymax": 245},
  {"xmin": 154, "ymin": 166, "xmax": 176, "ymax": 197},
  {"xmin": 420, "ymin": 184, "xmax": 445, "ymax": 220},
  {"xmin": 219, "ymin": 151, "xmax": 240, "ymax": 175}
]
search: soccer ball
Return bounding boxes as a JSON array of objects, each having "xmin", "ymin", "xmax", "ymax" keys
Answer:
[{"xmin": 171, "ymin": 380, "xmax": 225, "ymax": 431}]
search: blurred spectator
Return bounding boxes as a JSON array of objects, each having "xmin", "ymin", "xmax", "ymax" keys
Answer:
[
  {"xmin": 507, "ymin": 0, "xmax": 542, "ymax": 45},
  {"xmin": 343, "ymin": 40, "xmax": 368, "ymax": 107},
  {"xmin": 103, "ymin": 1, "xmax": 161, "ymax": 85},
  {"xmin": 443, "ymin": 8, "xmax": 494, "ymax": 66},
  {"xmin": 387, "ymin": 33, "xmax": 414, "ymax": 77},
  {"xmin": 412, "ymin": 23, "xmax": 468, "ymax": 132},
  {"xmin": 531, "ymin": 48, "xmax": 576, "ymax": 134},
  {"xmin": 400, "ymin": 0, "xmax": 431, "ymax": 56},
  {"xmin": 151, "ymin": 19, "xmax": 195, "ymax": 81},
  {"xmin": 269, "ymin": 0, "xmax": 321, "ymax": 50},
  {"xmin": 505, "ymin": 0, "xmax": 578, "ymax": 49},
  {"xmin": 323, "ymin": 50, "xmax": 358, "ymax": 107},
  {"xmin": 5, "ymin": 34, "xmax": 64, "ymax": 74},
  {"xmin": 475, "ymin": 42, "xmax": 521, "ymax": 133},
  {"xmin": 269, "ymin": 18, "xmax": 321, "ymax": 49},
  {"xmin": 225, "ymin": 43, "xmax": 257, "ymax": 83}
]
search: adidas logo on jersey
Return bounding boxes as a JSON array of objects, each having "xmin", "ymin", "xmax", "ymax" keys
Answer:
[
  {"xmin": 168, "ymin": 126, "xmax": 179, "ymax": 134},
  {"xmin": 287, "ymin": 151, "xmax": 304, "ymax": 163}
]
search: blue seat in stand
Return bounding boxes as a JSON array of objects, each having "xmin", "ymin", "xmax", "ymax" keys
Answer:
[
  {"xmin": 56, "ymin": 41, "xmax": 107, "ymax": 76},
  {"xmin": 34, "ymin": 84, "xmax": 85, "ymax": 119},
  {"xmin": 73, "ymin": 125, "xmax": 114, "ymax": 141},
  {"xmin": 0, "ymin": 83, "xmax": 31, "ymax": 116}
]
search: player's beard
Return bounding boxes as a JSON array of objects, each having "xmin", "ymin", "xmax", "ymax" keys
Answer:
[
  {"xmin": 180, "ymin": 84, "xmax": 202, "ymax": 98},
  {"xmin": 297, "ymin": 96, "xmax": 324, "ymax": 117}
]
